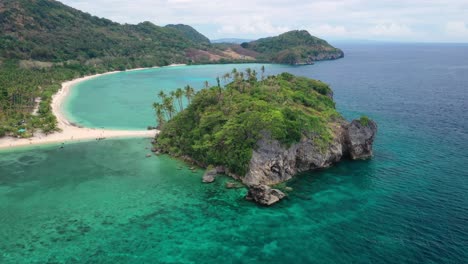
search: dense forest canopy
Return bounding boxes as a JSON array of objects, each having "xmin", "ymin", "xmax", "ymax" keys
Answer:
[{"xmin": 154, "ymin": 70, "xmax": 341, "ymax": 175}]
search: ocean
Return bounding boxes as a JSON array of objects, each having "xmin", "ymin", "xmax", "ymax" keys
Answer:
[{"xmin": 1, "ymin": 43, "xmax": 467, "ymax": 263}]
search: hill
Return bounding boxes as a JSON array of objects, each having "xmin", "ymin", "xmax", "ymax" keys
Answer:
[
  {"xmin": 211, "ymin": 38, "xmax": 253, "ymax": 44},
  {"xmin": 240, "ymin": 30, "xmax": 344, "ymax": 64},
  {"xmin": 165, "ymin": 24, "xmax": 211, "ymax": 45},
  {"xmin": 154, "ymin": 71, "xmax": 340, "ymax": 176},
  {"xmin": 153, "ymin": 70, "xmax": 376, "ymax": 205},
  {"xmin": 0, "ymin": 0, "xmax": 209, "ymax": 65}
]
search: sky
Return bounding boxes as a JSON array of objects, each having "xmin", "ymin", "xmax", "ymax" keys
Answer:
[{"xmin": 60, "ymin": 0, "xmax": 468, "ymax": 42}]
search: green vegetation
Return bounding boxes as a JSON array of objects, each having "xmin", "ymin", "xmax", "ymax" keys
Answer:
[
  {"xmin": 0, "ymin": 0, "xmax": 343, "ymax": 138},
  {"xmin": 0, "ymin": 60, "xmax": 114, "ymax": 136},
  {"xmin": 359, "ymin": 116, "xmax": 371, "ymax": 126},
  {"xmin": 165, "ymin": 24, "xmax": 211, "ymax": 45},
  {"xmin": 0, "ymin": 0, "xmax": 210, "ymax": 136},
  {"xmin": 0, "ymin": 0, "xmax": 209, "ymax": 64},
  {"xmin": 240, "ymin": 30, "xmax": 344, "ymax": 64},
  {"xmin": 154, "ymin": 69, "xmax": 342, "ymax": 176}
]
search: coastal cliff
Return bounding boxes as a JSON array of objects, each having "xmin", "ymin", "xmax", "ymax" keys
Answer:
[
  {"xmin": 243, "ymin": 119, "xmax": 377, "ymax": 186},
  {"xmin": 153, "ymin": 71, "xmax": 377, "ymax": 205},
  {"xmin": 242, "ymin": 119, "xmax": 376, "ymax": 205}
]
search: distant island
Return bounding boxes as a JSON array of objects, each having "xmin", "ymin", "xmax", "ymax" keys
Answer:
[
  {"xmin": 153, "ymin": 70, "xmax": 377, "ymax": 205},
  {"xmin": 0, "ymin": 0, "xmax": 344, "ymax": 139}
]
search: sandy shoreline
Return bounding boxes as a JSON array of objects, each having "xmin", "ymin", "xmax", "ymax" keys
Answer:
[{"xmin": 0, "ymin": 64, "xmax": 186, "ymax": 150}]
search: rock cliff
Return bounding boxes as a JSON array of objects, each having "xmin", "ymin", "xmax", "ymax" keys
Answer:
[{"xmin": 242, "ymin": 118, "xmax": 377, "ymax": 204}]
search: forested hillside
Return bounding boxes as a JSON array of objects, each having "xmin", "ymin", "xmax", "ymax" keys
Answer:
[
  {"xmin": 0, "ymin": 0, "xmax": 209, "ymax": 65},
  {"xmin": 0, "ymin": 0, "xmax": 344, "ymax": 138},
  {"xmin": 240, "ymin": 30, "xmax": 344, "ymax": 64}
]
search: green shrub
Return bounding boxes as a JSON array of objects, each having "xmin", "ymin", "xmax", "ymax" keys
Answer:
[{"xmin": 359, "ymin": 116, "xmax": 370, "ymax": 126}]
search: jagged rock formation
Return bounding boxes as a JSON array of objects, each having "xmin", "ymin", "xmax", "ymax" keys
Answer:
[
  {"xmin": 245, "ymin": 185, "xmax": 286, "ymax": 206},
  {"xmin": 243, "ymin": 119, "xmax": 377, "ymax": 187}
]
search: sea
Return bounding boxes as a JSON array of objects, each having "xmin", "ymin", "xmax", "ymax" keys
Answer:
[{"xmin": 0, "ymin": 43, "xmax": 467, "ymax": 263}]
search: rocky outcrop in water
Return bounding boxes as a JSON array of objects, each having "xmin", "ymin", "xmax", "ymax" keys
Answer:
[
  {"xmin": 345, "ymin": 119, "xmax": 378, "ymax": 160},
  {"xmin": 242, "ymin": 118, "xmax": 377, "ymax": 204},
  {"xmin": 202, "ymin": 168, "xmax": 217, "ymax": 183},
  {"xmin": 245, "ymin": 184, "xmax": 286, "ymax": 206}
]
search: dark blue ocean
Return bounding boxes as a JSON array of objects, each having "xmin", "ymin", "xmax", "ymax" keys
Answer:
[{"xmin": 0, "ymin": 43, "xmax": 467, "ymax": 263}]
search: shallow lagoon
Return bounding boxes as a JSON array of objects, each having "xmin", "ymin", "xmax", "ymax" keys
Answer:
[{"xmin": 1, "ymin": 43, "xmax": 467, "ymax": 263}]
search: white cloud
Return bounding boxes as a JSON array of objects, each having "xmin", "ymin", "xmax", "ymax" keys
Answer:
[
  {"xmin": 218, "ymin": 16, "xmax": 290, "ymax": 35},
  {"xmin": 59, "ymin": 0, "xmax": 468, "ymax": 42},
  {"xmin": 368, "ymin": 23, "xmax": 413, "ymax": 37},
  {"xmin": 446, "ymin": 21, "xmax": 468, "ymax": 34},
  {"xmin": 445, "ymin": 21, "xmax": 468, "ymax": 42},
  {"xmin": 308, "ymin": 24, "xmax": 349, "ymax": 37}
]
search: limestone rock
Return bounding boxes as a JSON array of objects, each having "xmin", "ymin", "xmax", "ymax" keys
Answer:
[
  {"xmin": 242, "ymin": 118, "xmax": 377, "ymax": 187},
  {"xmin": 242, "ymin": 125, "xmax": 346, "ymax": 186},
  {"xmin": 245, "ymin": 184, "xmax": 286, "ymax": 206},
  {"xmin": 345, "ymin": 119, "xmax": 378, "ymax": 160},
  {"xmin": 202, "ymin": 168, "xmax": 217, "ymax": 183}
]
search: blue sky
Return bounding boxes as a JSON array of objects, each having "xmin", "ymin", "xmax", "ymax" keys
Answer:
[{"xmin": 61, "ymin": 0, "xmax": 468, "ymax": 42}]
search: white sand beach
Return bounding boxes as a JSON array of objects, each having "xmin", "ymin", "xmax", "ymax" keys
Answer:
[{"xmin": 0, "ymin": 65, "xmax": 190, "ymax": 150}]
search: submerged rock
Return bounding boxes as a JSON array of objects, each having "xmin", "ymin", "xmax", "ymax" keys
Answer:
[
  {"xmin": 225, "ymin": 182, "xmax": 243, "ymax": 189},
  {"xmin": 246, "ymin": 185, "xmax": 286, "ymax": 206},
  {"xmin": 202, "ymin": 168, "xmax": 217, "ymax": 183}
]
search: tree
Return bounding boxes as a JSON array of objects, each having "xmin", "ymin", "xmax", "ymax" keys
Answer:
[
  {"xmin": 158, "ymin": 90, "xmax": 166, "ymax": 101},
  {"xmin": 152, "ymin": 102, "xmax": 166, "ymax": 128},
  {"xmin": 231, "ymin": 68, "xmax": 238, "ymax": 82},
  {"xmin": 222, "ymin": 73, "xmax": 231, "ymax": 85},
  {"xmin": 245, "ymin": 68, "xmax": 252, "ymax": 80},
  {"xmin": 184, "ymin": 85, "xmax": 195, "ymax": 104},
  {"xmin": 261, "ymin": 65, "xmax": 265, "ymax": 81},
  {"xmin": 204, "ymin": 80, "xmax": 209, "ymax": 88},
  {"xmin": 175, "ymin": 88, "xmax": 184, "ymax": 112},
  {"xmin": 163, "ymin": 97, "xmax": 175, "ymax": 119}
]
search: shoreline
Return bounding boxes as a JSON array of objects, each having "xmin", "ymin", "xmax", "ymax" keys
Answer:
[{"xmin": 0, "ymin": 64, "xmax": 186, "ymax": 150}]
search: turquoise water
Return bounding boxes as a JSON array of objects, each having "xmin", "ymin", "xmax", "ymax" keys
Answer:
[
  {"xmin": 64, "ymin": 64, "xmax": 294, "ymax": 130},
  {"xmin": 1, "ymin": 44, "xmax": 468, "ymax": 263}
]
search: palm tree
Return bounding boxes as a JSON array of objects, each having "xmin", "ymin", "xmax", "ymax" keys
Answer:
[
  {"xmin": 158, "ymin": 91, "xmax": 166, "ymax": 101},
  {"xmin": 216, "ymin": 77, "xmax": 221, "ymax": 88},
  {"xmin": 245, "ymin": 68, "xmax": 252, "ymax": 81},
  {"xmin": 163, "ymin": 97, "xmax": 175, "ymax": 119},
  {"xmin": 231, "ymin": 68, "xmax": 239, "ymax": 82},
  {"xmin": 152, "ymin": 102, "xmax": 166, "ymax": 128},
  {"xmin": 184, "ymin": 85, "xmax": 195, "ymax": 104},
  {"xmin": 222, "ymin": 73, "xmax": 231, "ymax": 85},
  {"xmin": 204, "ymin": 80, "xmax": 210, "ymax": 88},
  {"xmin": 261, "ymin": 65, "xmax": 265, "ymax": 81},
  {"xmin": 239, "ymin": 72, "xmax": 245, "ymax": 92},
  {"xmin": 175, "ymin": 88, "xmax": 184, "ymax": 112}
]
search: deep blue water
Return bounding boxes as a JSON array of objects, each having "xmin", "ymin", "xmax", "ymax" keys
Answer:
[{"xmin": 1, "ymin": 43, "xmax": 467, "ymax": 263}]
